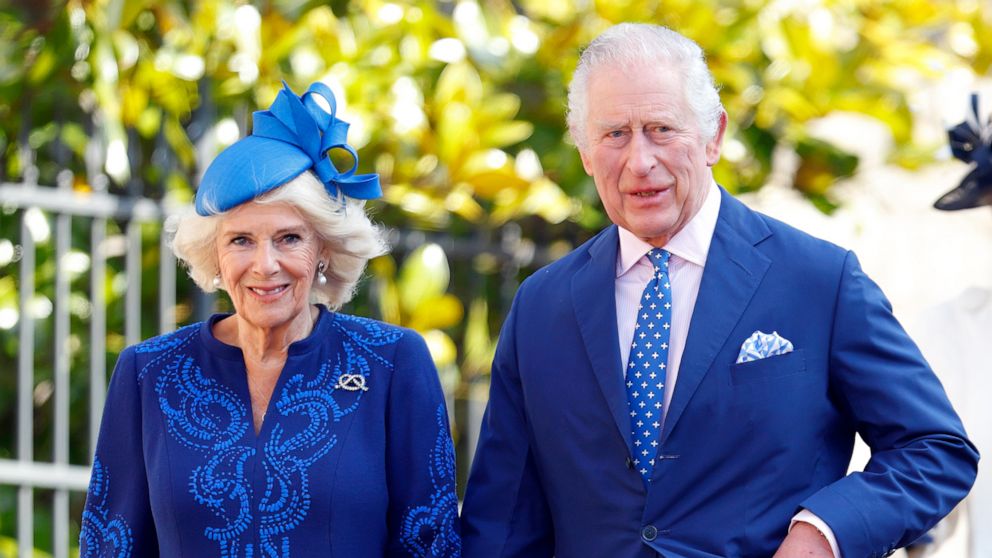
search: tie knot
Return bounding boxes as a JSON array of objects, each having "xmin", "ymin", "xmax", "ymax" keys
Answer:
[{"xmin": 646, "ymin": 249, "xmax": 671, "ymax": 275}]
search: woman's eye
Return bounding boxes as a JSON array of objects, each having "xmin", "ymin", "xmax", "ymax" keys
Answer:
[
  {"xmin": 231, "ymin": 236, "xmax": 249, "ymax": 246},
  {"xmin": 281, "ymin": 234, "xmax": 302, "ymax": 244}
]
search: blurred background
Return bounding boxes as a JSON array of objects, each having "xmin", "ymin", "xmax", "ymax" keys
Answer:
[{"xmin": 1, "ymin": 0, "xmax": 990, "ymax": 556}]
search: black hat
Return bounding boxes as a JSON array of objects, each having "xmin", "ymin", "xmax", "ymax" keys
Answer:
[{"xmin": 934, "ymin": 93, "xmax": 992, "ymax": 211}]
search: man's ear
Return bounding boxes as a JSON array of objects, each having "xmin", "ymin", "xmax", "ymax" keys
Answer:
[
  {"xmin": 579, "ymin": 148, "xmax": 594, "ymax": 176},
  {"xmin": 705, "ymin": 111, "xmax": 728, "ymax": 166}
]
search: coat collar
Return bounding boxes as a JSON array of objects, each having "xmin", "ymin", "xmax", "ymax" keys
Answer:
[
  {"xmin": 570, "ymin": 225, "xmax": 634, "ymax": 453},
  {"xmin": 660, "ymin": 188, "xmax": 772, "ymax": 443}
]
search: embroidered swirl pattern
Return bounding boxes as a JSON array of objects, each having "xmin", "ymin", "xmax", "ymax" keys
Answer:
[
  {"xmin": 80, "ymin": 459, "xmax": 134, "ymax": 558},
  {"xmin": 84, "ymin": 313, "xmax": 458, "ymax": 556},
  {"xmin": 143, "ymin": 314, "xmax": 402, "ymax": 556},
  {"xmin": 156, "ymin": 354, "xmax": 249, "ymax": 452},
  {"xmin": 401, "ymin": 405, "xmax": 462, "ymax": 557}
]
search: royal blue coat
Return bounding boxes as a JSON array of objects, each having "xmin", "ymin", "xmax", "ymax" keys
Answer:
[{"xmin": 80, "ymin": 306, "xmax": 460, "ymax": 557}]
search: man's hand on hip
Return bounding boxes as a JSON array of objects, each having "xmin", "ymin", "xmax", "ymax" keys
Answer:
[{"xmin": 773, "ymin": 521, "xmax": 834, "ymax": 558}]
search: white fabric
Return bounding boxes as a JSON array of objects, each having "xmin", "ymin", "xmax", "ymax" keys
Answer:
[{"xmin": 910, "ymin": 287, "xmax": 992, "ymax": 558}]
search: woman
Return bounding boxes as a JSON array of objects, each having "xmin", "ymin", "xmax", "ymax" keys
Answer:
[{"xmin": 79, "ymin": 82, "xmax": 461, "ymax": 557}]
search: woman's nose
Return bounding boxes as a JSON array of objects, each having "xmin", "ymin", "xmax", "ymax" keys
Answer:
[{"xmin": 252, "ymin": 242, "xmax": 280, "ymax": 275}]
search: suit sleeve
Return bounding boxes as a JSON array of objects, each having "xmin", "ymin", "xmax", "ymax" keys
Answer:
[
  {"xmin": 79, "ymin": 347, "xmax": 159, "ymax": 557},
  {"xmin": 385, "ymin": 330, "xmax": 461, "ymax": 557},
  {"xmin": 800, "ymin": 251, "xmax": 979, "ymax": 558},
  {"xmin": 461, "ymin": 287, "xmax": 555, "ymax": 558}
]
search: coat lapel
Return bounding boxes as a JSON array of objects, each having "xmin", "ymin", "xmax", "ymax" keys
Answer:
[
  {"xmin": 661, "ymin": 190, "xmax": 772, "ymax": 442},
  {"xmin": 570, "ymin": 226, "xmax": 633, "ymax": 454}
]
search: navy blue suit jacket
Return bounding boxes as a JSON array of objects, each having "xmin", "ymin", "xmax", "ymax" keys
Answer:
[{"xmin": 461, "ymin": 188, "xmax": 978, "ymax": 558}]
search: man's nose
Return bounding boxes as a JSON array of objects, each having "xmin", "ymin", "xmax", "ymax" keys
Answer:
[{"xmin": 626, "ymin": 132, "xmax": 656, "ymax": 177}]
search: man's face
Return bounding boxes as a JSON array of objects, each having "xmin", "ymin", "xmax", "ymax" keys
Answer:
[{"xmin": 579, "ymin": 61, "xmax": 725, "ymax": 247}]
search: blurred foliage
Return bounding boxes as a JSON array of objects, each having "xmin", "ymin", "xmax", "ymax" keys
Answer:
[
  {"xmin": 369, "ymin": 243, "xmax": 463, "ymax": 391},
  {"xmin": 1, "ymin": 0, "xmax": 991, "ymax": 553},
  {"xmin": 0, "ymin": 534, "xmax": 55, "ymax": 558}
]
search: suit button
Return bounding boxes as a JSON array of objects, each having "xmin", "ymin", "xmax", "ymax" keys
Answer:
[
  {"xmin": 642, "ymin": 525, "xmax": 658, "ymax": 541},
  {"xmin": 625, "ymin": 456, "xmax": 634, "ymax": 469}
]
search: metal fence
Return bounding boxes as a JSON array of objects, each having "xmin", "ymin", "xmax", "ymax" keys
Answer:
[
  {"xmin": 0, "ymin": 91, "xmax": 242, "ymax": 554},
  {"xmin": 0, "ymin": 132, "xmax": 559, "ymax": 557},
  {"xmin": 0, "ymin": 168, "xmax": 180, "ymax": 557}
]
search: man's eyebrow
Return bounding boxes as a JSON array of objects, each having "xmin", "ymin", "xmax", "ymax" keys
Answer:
[{"xmin": 590, "ymin": 119, "xmax": 628, "ymax": 130}]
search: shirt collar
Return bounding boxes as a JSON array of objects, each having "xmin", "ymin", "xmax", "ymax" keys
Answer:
[{"xmin": 616, "ymin": 180, "xmax": 721, "ymax": 277}]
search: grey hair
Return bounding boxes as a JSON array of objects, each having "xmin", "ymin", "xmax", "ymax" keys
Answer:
[
  {"xmin": 566, "ymin": 23, "xmax": 724, "ymax": 150},
  {"xmin": 166, "ymin": 171, "xmax": 388, "ymax": 311}
]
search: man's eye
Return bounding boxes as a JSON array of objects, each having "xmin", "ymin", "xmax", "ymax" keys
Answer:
[{"xmin": 608, "ymin": 130, "xmax": 625, "ymax": 138}]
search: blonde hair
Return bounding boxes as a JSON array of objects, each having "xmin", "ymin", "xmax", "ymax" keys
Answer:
[{"xmin": 166, "ymin": 172, "xmax": 388, "ymax": 310}]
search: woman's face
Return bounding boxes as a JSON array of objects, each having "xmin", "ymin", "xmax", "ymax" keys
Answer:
[{"xmin": 216, "ymin": 201, "xmax": 322, "ymax": 334}]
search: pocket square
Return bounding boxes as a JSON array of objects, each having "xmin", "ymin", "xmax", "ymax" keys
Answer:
[{"xmin": 736, "ymin": 330, "xmax": 793, "ymax": 363}]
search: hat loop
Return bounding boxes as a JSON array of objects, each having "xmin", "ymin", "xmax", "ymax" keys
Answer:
[
  {"xmin": 194, "ymin": 81, "xmax": 381, "ymax": 216},
  {"xmin": 251, "ymin": 81, "xmax": 381, "ymax": 201}
]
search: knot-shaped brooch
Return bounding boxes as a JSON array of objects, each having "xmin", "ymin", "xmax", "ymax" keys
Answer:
[
  {"xmin": 935, "ymin": 93, "xmax": 992, "ymax": 211},
  {"xmin": 334, "ymin": 373, "xmax": 369, "ymax": 392}
]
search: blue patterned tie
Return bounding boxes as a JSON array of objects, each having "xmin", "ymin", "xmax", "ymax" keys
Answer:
[{"xmin": 625, "ymin": 249, "xmax": 672, "ymax": 481}]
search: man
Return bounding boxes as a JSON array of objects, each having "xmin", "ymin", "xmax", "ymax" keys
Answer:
[{"xmin": 460, "ymin": 23, "xmax": 978, "ymax": 558}]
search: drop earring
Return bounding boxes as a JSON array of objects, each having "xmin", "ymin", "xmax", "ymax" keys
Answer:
[
  {"xmin": 212, "ymin": 275, "xmax": 222, "ymax": 289},
  {"xmin": 317, "ymin": 262, "xmax": 327, "ymax": 286}
]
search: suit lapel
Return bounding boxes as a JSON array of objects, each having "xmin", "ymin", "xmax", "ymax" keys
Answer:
[
  {"xmin": 570, "ymin": 226, "xmax": 633, "ymax": 454},
  {"xmin": 661, "ymin": 190, "xmax": 772, "ymax": 443}
]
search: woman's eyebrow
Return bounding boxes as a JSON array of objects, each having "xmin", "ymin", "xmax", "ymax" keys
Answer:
[{"xmin": 220, "ymin": 225, "xmax": 309, "ymax": 236}]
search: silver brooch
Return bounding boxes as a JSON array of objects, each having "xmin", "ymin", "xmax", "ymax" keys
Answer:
[{"xmin": 334, "ymin": 373, "xmax": 369, "ymax": 392}]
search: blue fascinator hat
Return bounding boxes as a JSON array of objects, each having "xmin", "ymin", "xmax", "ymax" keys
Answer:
[{"xmin": 195, "ymin": 81, "xmax": 381, "ymax": 216}]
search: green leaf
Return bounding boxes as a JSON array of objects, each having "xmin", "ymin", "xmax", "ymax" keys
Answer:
[
  {"xmin": 398, "ymin": 243, "xmax": 450, "ymax": 315},
  {"xmin": 482, "ymin": 121, "xmax": 533, "ymax": 148}
]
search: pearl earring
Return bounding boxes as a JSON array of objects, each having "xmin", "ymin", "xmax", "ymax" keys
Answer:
[
  {"xmin": 317, "ymin": 262, "xmax": 327, "ymax": 286},
  {"xmin": 212, "ymin": 275, "xmax": 222, "ymax": 289}
]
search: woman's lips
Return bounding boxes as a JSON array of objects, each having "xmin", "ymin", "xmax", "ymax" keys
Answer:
[{"xmin": 248, "ymin": 284, "xmax": 289, "ymax": 297}]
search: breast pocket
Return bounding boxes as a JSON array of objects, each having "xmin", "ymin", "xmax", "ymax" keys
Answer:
[{"xmin": 729, "ymin": 348, "xmax": 806, "ymax": 386}]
